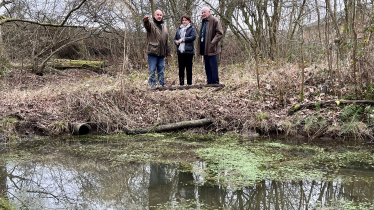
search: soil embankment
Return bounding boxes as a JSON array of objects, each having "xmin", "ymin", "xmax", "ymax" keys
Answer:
[{"xmin": 1, "ymin": 64, "xmax": 373, "ymax": 142}]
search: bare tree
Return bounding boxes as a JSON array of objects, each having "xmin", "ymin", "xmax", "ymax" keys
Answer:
[
  {"xmin": 0, "ymin": 0, "xmax": 13, "ymax": 77},
  {"xmin": 0, "ymin": 0, "xmax": 94, "ymax": 74},
  {"xmin": 263, "ymin": 0, "xmax": 284, "ymax": 60}
]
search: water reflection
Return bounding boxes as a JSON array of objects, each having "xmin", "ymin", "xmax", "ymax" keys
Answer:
[{"xmin": 1, "ymin": 155, "xmax": 374, "ymax": 209}]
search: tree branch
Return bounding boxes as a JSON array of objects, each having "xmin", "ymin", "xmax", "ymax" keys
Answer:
[
  {"xmin": 0, "ymin": 17, "xmax": 84, "ymax": 27},
  {"xmin": 288, "ymin": 100, "xmax": 374, "ymax": 115},
  {"xmin": 0, "ymin": 0, "xmax": 12, "ymax": 8},
  {"xmin": 0, "ymin": 0, "xmax": 88, "ymax": 27},
  {"xmin": 60, "ymin": 0, "xmax": 88, "ymax": 26}
]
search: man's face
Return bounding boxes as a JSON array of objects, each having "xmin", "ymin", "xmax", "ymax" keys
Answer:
[
  {"xmin": 202, "ymin": 9, "xmax": 210, "ymax": 19},
  {"xmin": 154, "ymin": 10, "xmax": 163, "ymax": 21}
]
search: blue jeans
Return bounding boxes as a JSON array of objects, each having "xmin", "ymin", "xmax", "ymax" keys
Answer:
[
  {"xmin": 204, "ymin": 54, "xmax": 219, "ymax": 84},
  {"xmin": 148, "ymin": 55, "xmax": 165, "ymax": 87}
]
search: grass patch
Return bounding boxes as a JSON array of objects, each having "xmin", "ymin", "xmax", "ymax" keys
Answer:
[
  {"xmin": 0, "ymin": 118, "xmax": 19, "ymax": 142},
  {"xmin": 303, "ymin": 114, "xmax": 327, "ymax": 136},
  {"xmin": 0, "ymin": 197, "xmax": 15, "ymax": 210},
  {"xmin": 1, "ymin": 118, "xmax": 17, "ymax": 127}
]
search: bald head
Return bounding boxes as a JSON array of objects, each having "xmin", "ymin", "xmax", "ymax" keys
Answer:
[{"xmin": 154, "ymin": 10, "xmax": 163, "ymax": 21}]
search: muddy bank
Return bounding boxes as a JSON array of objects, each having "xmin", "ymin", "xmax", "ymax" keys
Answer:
[{"xmin": 1, "ymin": 66, "xmax": 374, "ymax": 142}]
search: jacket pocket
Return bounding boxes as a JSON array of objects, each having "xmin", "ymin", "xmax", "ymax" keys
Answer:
[
  {"xmin": 208, "ymin": 43, "xmax": 217, "ymax": 54},
  {"xmin": 148, "ymin": 42, "xmax": 159, "ymax": 55},
  {"xmin": 185, "ymin": 43, "xmax": 194, "ymax": 51}
]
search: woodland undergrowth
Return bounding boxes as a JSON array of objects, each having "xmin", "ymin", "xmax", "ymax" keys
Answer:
[{"xmin": 1, "ymin": 58, "xmax": 374, "ymax": 142}]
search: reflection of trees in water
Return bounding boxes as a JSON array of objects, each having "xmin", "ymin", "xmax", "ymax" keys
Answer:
[
  {"xmin": 197, "ymin": 179, "xmax": 374, "ymax": 209},
  {"xmin": 4, "ymin": 157, "xmax": 182, "ymax": 209},
  {"xmin": 148, "ymin": 163, "xmax": 179, "ymax": 208},
  {"xmin": 6, "ymin": 160, "xmax": 86, "ymax": 209},
  {"xmin": 2, "ymin": 156, "xmax": 374, "ymax": 209},
  {"xmin": 0, "ymin": 163, "xmax": 7, "ymax": 198}
]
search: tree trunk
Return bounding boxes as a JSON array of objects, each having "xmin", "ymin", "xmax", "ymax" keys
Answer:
[
  {"xmin": 351, "ymin": 0, "xmax": 358, "ymax": 97},
  {"xmin": 150, "ymin": 0, "xmax": 155, "ymax": 15},
  {"xmin": 149, "ymin": 83, "xmax": 225, "ymax": 91},
  {"xmin": 300, "ymin": 32, "xmax": 305, "ymax": 102},
  {"xmin": 255, "ymin": 47, "xmax": 260, "ymax": 88},
  {"xmin": 126, "ymin": 118, "xmax": 214, "ymax": 134},
  {"xmin": 122, "ymin": 29, "xmax": 128, "ymax": 73},
  {"xmin": 0, "ymin": 24, "xmax": 11, "ymax": 77},
  {"xmin": 314, "ymin": 0, "xmax": 322, "ymax": 44}
]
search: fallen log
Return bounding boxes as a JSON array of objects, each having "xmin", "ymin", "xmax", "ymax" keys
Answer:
[
  {"xmin": 149, "ymin": 83, "xmax": 225, "ymax": 91},
  {"xmin": 48, "ymin": 59, "xmax": 107, "ymax": 73},
  {"xmin": 288, "ymin": 100, "xmax": 374, "ymax": 115},
  {"xmin": 126, "ymin": 118, "xmax": 214, "ymax": 135}
]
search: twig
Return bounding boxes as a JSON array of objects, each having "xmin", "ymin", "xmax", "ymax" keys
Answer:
[{"xmin": 288, "ymin": 100, "xmax": 374, "ymax": 115}]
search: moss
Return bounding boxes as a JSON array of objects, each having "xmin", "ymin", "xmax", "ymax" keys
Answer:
[
  {"xmin": 152, "ymin": 200, "xmax": 218, "ymax": 210},
  {"xmin": 175, "ymin": 132, "xmax": 217, "ymax": 142},
  {"xmin": 194, "ymin": 136, "xmax": 374, "ymax": 189},
  {"xmin": 0, "ymin": 197, "xmax": 16, "ymax": 210},
  {"xmin": 4, "ymin": 133, "xmax": 374, "ymax": 190},
  {"xmin": 196, "ymin": 144, "xmax": 269, "ymax": 187},
  {"xmin": 255, "ymin": 112, "xmax": 268, "ymax": 121},
  {"xmin": 52, "ymin": 59, "xmax": 106, "ymax": 69},
  {"xmin": 1, "ymin": 118, "xmax": 18, "ymax": 126}
]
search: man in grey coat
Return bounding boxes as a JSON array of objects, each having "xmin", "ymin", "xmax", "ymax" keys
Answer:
[
  {"xmin": 198, "ymin": 7, "xmax": 223, "ymax": 84},
  {"xmin": 144, "ymin": 10, "xmax": 170, "ymax": 88}
]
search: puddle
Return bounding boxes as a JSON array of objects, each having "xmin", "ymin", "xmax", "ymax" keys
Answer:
[{"xmin": 1, "ymin": 153, "xmax": 374, "ymax": 209}]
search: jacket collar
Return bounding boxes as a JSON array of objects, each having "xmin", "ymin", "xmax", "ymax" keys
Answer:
[
  {"xmin": 153, "ymin": 17, "xmax": 164, "ymax": 25},
  {"xmin": 203, "ymin": 15, "xmax": 213, "ymax": 22}
]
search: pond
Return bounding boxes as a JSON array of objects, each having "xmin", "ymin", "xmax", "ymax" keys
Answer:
[
  {"xmin": 2, "ymin": 133, "xmax": 374, "ymax": 210},
  {"xmin": 1, "ymin": 152, "xmax": 374, "ymax": 210}
]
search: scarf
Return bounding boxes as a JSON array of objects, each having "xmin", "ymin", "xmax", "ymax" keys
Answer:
[
  {"xmin": 178, "ymin": 23, "xmax": 191, "ymax": 53},
  {"xmin": 153, "ymin": 17, "xmax": 164, "ymax": 30}
]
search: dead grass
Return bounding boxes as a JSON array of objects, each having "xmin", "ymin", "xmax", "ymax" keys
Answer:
[{"xmin": 0, "ymin": 58, "xmax": 373, "ymax": 141}]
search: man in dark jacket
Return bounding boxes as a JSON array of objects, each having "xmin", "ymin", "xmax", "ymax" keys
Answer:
[
  {"xmin": 143, "ymin": 10, "xmax": 170, "ymax": 88},
  {"xmin": 198, "ymin": 7, "xmax": 223, "ymax": 84}
]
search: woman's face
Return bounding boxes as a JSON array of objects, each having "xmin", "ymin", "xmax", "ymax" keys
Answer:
[{"xmin": 182, "ymin": 18, "xmax": 189, "ymax": 26}]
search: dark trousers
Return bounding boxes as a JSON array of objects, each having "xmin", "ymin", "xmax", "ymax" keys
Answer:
[
  {"xmin": 178, "ymin": 54, "xmax": 193, "ymax": 85},
  {"xmin": 204, "ymin": 54, "xmax": 219, "ymax": 84}
]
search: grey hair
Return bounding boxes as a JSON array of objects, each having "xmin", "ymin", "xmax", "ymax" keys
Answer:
[
  {"xmin": 154, "ymin": 9, "xmax": 163, "ymax": 14},
  {"xmin": 201, "ymin": 7, "xmax": 210, "ymax": 12}
]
